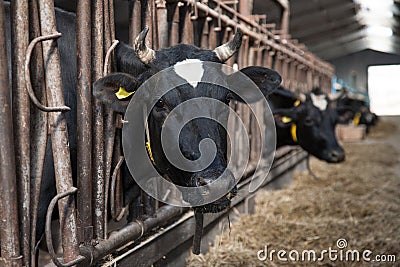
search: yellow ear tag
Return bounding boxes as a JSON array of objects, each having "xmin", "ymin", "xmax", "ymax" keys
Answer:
[
  {"xmin": 281, "ymin": 116, "xmax": 292, "ymax": 123},
  {"xmin": 294, "ymin": 100, "xmax": 301, "ymax": 107},
  {"xmin": 291, "ymin": 124, "xmax": 298, "ymax": 143},
  {"xmin": 353, "ymin": 112, "xmax": 361, "ymax": 126},
  {"xmin": 115, "ymin": 86, "xmax": 135, "ymax": 100},
  {"xmin": 145, "ymin": 141, "xmax": 155, "ymax": 163}
]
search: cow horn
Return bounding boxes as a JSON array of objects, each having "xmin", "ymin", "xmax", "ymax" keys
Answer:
[
  {"xmin": 295, "ymin": 92, "xmax": 307, "ymax": 102},
  {"xmin": 214, "ymin": 29, "xmax": 243, "ymax": 62},
  {"xmin": 134, "ymin": 26, "xmax": 155, "ymax": 64},
  {"xmin": 328, "ymin": 90, "xmax": 345, "ymax": 101}
]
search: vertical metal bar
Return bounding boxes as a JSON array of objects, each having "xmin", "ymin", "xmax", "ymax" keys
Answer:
[
  {"xmin": 256, "ymin": 47, "xmax": 264, "ymax": 66},
  {"xmin": 76, "ymin": 0, "xmax": 93, "ymax": 245},
  {"xmin": 169, "ymin": 2, "xmax": 179, "ymax": 46},
  {"xmin": 28, "ymin": 1, "xmax": 48, "ymax": 265},
  {"xmin": 181, "ymin": 2, "xmax": 194, "ymax": 44},
  {"xmin": 0, "ymin": 3, "xmax": 22, "ymax": 266},
  {"xmin": 247, "ymin": 47, "xmax": 256, "ymax": 67},
  {"xmin": 225, "ymin": 29, "xmax": 235, "ymax": 66},
  {"xmin": 307, "ymin": 68, "xmax": 313, "ymax": 90},
  {"xmin": 200, "ymin": 17, "xmax": 209, "ymax": 48},
  {"xmin": 208, "ymin": 18, "xmax": 217, "ymax": 49},
  {"xmin": 92, "ymin": 0, "xmax": 105, "ymax": 240},
  {"xmin": 242, "ymin": 36, "xmax": 250, "ymax": 67},
  {"xmin": 144, "ymin": 0, "xmax": 154, "ymax": 48},
  {"xmin": 37, "ymin": 0, "xmax": 80, "ymax": 262},
  {"xmin": 156, "ymin": 1, "xmax": 168, "ymax": 48},
  {"xmin": 10, "ymin": 1, "xmax": 30, "ymax": 266},
  {"xmin": 129, "ymin": 0, "xmax": 142, "ymax": 47},
  {"xmin": 280, "ymin": 2, "xmax": 290, "ymax": 35},
  {"xmin": 103, "ymin": 0, "xmax": 117, "ymax": 238},
  {"xmin": 151, "ymin": 0, "xmax": 159, "ymax": 49}
]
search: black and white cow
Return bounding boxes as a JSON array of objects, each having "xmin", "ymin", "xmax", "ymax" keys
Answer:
[
  {"xmin": 336, "ymin": 95, "xmax": 378, "ymax": 133},
  {"xmin": 4, "ymin": 2, "xmax": 282, "ymax": 244},
  {"xmin": 93, "ymin": 27, "xmax": 282, "ymax": 213},
  {"xmin": 269, "ymin": 87, "xmax": 351, "ymax": 163}
]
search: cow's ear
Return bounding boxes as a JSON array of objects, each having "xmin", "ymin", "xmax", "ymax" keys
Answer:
[
  {"xmin": 336, "ymin": 106, "xmax": 355, "ymax": 124},
  {"xmin": 93, "ymin": 72, "xmax": 141, "ymax": 113},
  {"xmin": 273, "ymin": 107, "xmax": 300, "ymax": 125},
  {"xmin": 228, "ymin": 66, "xmax": 282, "ymax": 103}
]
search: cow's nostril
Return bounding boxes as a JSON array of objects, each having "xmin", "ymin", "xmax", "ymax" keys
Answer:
[
  {"xmin": 196, "ymin": 177, "xmax": 208, "ymax": 187},
  {"xmin": 329, "ymin": 149, "xmax": 345, "ymax": 162}
]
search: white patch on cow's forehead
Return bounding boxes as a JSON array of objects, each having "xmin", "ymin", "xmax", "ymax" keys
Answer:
[
  {"xmin": 310, "ymin": 93, "xmax": 328, "ymax": 111},
  {"xmin": 173, "ymin": 59, "xmax": 204, "ymax": 88}
]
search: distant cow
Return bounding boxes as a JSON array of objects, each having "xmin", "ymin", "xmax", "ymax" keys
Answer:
[
  {"xmin": 268, "ymin": 87, "xmax": 353, "ymax": 163},
  {"xmin": 337, "ymin": 96, "xmax": 378, "ymax": 133}
]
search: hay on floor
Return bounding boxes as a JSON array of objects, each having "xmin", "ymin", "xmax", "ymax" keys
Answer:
[{"xmin": 187, "ymin": 123, "xmax": 400, "ymax": 267}]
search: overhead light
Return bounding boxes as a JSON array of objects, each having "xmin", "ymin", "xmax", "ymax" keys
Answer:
[{"xmin": 367, "ymin": 25, "xmax": 393, "ymax": 37}]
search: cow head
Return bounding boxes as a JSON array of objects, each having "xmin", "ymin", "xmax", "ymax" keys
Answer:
[
  {"xmin": 94, "ymin": 27, "xmax": 282, "ymax": 213},
  {"xmin": 273, "ymin": 87, "xmax": 347, "ymax": 163}
]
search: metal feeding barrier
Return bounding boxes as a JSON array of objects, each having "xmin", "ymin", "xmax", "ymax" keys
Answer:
[{"xmin": 0, "ymin": 0, "xmax": 334, "ymax": 266}]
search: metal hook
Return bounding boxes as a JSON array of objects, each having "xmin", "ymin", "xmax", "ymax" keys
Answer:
[
  {"xmin": 24, "ymin": 32, "xmax": 71, "ymax": 112},
  {"xmin": 103, "ymin": 40, "xmax": 119, "ymax": 77},
  {"xmin": 111, "ymin": 156, "xmax": 126, "ymax": 221},
  {"xmin": 45, "ymin": 187, "xmax": 86, "ymax": 267}
]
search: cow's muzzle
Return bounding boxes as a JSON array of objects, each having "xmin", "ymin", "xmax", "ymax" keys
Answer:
[
  {"xmin": 188, "ymin": 169, "xmax": 237, "ymax": 213},
  {"xmin": 327, "ymin": 148, "xmax": 345, "ymax": 163}
]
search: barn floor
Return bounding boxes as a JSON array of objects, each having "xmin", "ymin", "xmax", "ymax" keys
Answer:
[{"xmin": 187, "ymin": 117, "xmax": 400, "ymax": 266}]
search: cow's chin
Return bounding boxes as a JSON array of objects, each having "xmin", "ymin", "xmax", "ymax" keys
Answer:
[{"xmin": 194, "ymin": 187, "xmax": 237, "ymax": 214}]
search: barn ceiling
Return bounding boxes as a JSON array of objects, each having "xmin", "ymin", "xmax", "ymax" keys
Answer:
[
  {"xmin": 254, "ymin": 0, "xmax": 400, "ymax": 60},
  {"xmin": 54, "ymin": 0, "xmax": 400, "ymax": 61}
]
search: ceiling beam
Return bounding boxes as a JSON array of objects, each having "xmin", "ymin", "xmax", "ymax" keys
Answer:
[
  {"xmin": 316, "ymin": 38, "xmax": 370, "ymax": 60},
  {"xmin": 291, "ymin": 2, "xmax": 356, "ymax": 25},
  {"xmin": 302, "ymin": 23, "xmax": 365, "ymax": 45},
  {"xmin": 290, "ymin": 0, "xmax": 340, "ymax": 17},
  {"xmin": 291, "ymin": 15, "xmax": 361, "ymax": 39},
  {"xmin": 317, "ymin": 36, "xmax": 400, "ymax": 60},
  {"xmin": 310, "ymin": 29, "xmax": 368, "ymax": 52}
]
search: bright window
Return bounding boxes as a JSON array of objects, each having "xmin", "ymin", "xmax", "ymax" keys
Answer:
[{"xmin": 368, "ymin": 65, "xmax": 400, "ymax": 115}]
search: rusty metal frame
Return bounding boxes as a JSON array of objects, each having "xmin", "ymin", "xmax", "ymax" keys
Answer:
[
  {"xmin": 37, "ymin": 0, "xmax": 80, "ymax": 263},
  {"xmin": 103, "ymin": 0, "xmax": 118, "ymax": 238},
  {"xmin": 2, "ymin": 0, "xmax": 337, "ymax": 265},
  {"xmin": 27, "ymin": 1, "xmax": 50, "ymax": 266},
  {"xmin": 76, "ymin": 0, "xmax": 94, "ymax": 246},
  {"xmin": 11, "ymin": 1, "xmax": 30, "ymax": 266},
  {"xmin": 0, "ymin": 2, "xmax": 22, "ymax": 266},
  {"xmin": 92, "ymin": 0, "xmax": 106, "ymax": 241}
]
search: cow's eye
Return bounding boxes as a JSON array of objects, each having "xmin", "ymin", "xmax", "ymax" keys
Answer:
[
  {"xmin": 224, "ymin": 95, "xmax": 232, "ymax": 104},
  {"xmin": 155, "ymin": 99, "xmax": 165, "ymax": 109},
  {"xmin": 304, "ymin": 117, "xmax": 314, "ymax": 126}
]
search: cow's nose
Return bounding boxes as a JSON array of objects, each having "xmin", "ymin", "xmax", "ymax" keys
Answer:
[
  {"xmin": 193, "ymin": 169, "xmax": 235, "ymax": 194},
  {"xmin": 328, "ymin": 149, "xmax": 345, "ymax": 162}
]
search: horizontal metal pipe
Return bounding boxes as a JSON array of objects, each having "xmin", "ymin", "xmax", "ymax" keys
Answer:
[{"xmin": 80, "ymin": 205, "xmax": 186, "ymax": 263}]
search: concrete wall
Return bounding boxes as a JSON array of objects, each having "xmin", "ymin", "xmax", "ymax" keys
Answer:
[{"xmin": 329, "ymin": 49, "xmax": 400, "ymax": 92}]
